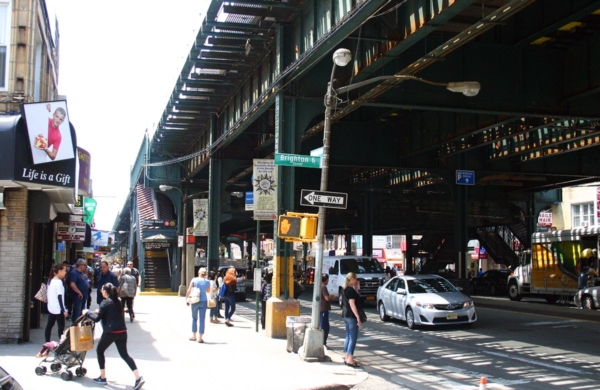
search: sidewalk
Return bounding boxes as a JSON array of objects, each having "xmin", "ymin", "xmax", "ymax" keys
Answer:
[{"xmin": 0, "ymin": 293, "xmax": 367, "ymax": 390}]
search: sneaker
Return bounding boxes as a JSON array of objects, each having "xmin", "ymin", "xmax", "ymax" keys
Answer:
[
  {"xmin": 93, "ymin": 377, "xmax": 107, "ymax": 384},
  {"xmin": 133, "ymin": 376, "xmax": 145, "ymax": 390}
]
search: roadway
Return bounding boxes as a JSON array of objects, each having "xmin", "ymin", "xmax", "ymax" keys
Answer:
[{"xmin": 236, "ymin": 283, "xmax": 600, "ymax": 389}]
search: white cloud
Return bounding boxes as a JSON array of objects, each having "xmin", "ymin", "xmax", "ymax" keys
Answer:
[{"xmin": 55, "ymin": 0, "xmax": 209, "ymax": 230}]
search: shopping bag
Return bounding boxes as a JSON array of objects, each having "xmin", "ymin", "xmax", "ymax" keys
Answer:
[
  {"xmin": 70, "ymin": 322, "xmax": 94, "ymax": 351},
  {"xmin": 34, "ymin": 283, "xmax": 47, "ymax": 303},
  {"xmin": 218, "ymin": 283, "xmax": 227, "ymax": 300},
  {"xmin": 93, "ymin": 320, "xmax": 103, "ymax": 341}
]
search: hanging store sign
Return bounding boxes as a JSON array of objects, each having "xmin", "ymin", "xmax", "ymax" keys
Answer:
[{"xmin": 57, "ymin": 221, "xmax": 86, "ymax": 241}]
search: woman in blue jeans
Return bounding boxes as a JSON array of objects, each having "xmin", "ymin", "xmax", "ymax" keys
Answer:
[
  {"xmin": 186, "ymin": 268, "xmax": 211, "ymax": 343},
  {"xmin": 223, "ymin": 267, "xmax": 237, "ymax": 327},
  {"xmin": 342, "ymin": 272, "xmax": 362, "ymax": 367}
]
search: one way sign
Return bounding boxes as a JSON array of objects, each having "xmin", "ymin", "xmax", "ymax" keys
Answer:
[{"xmin": 300, "ymin": 189, "xmax": 348, "ymax": 209}]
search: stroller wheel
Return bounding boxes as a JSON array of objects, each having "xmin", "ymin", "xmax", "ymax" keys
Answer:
[
  {"xmin": 35, "ymin": 366, "xmax": 47, "ymax": 376},
  {"xmin": 50, "ymin": 363, "xmax": 61, "ymax": 372},
  {"xmin": 61, "ymin": 370, "xmax": 73, "ymax": 381},
  {"xmin": 75, "ymin": 367, "xmax": 87, "ymax": 377}
]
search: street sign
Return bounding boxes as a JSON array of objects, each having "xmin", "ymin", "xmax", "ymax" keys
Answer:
[
  {"xmin": 274, "ymin": 153, "xmax": 321, "ymax": 169},
  {"xmin": 300, "ymin": 189, "xmax": 348, "ymax": 209},
  {"xmin": 456, "ymin": 170, "xmax": 475, "ymax": 185}
]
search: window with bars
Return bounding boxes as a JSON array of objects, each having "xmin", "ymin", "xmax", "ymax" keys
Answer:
[{"xmin": 572, "ymin": 203, "xmax": 595, "ymax": 228}]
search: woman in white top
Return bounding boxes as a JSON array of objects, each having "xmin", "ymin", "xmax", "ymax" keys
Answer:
[{"xmin": 45, "ymin": 263, "xmax": 68, "ymax": 342}]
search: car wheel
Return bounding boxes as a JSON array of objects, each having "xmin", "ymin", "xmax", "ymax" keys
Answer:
[
  {"xmin": 379, "ymin": 302, "xmax": 390, "ymax": 322},
  {"xmin": 489, "ymin": 284, "xmax": 497, "ymax": 296},
  {"xmin": 582, "ymin": 296, "xmax": 594, "ymax": 310},
  {"xmin": 508, "ymin": 281, "xmax": 522, "ymax": 301},
  {"xmin": 338, "ymin": 289, "xmax": 344, "ymax": 307},
  {"xmin": 405, "ymin": 307, "xmax": 416, "ymax": 329}
]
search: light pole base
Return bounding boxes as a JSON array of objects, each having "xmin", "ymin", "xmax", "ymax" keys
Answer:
[
  {"xmin": 299, "ymin": 328, "xmax": 325, "ymax": 361},
  {"xmin": 178, "ymin": 285, "xmax": 187, "ymax": 297}
]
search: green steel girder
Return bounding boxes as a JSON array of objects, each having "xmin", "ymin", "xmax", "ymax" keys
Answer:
[{"xmin": 347, "ymin": 0, "xmax": 476, "ymax": 83}]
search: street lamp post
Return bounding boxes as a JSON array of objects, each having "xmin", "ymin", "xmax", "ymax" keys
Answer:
[
  {"xmin": 302, "ymin": 48, "xmax": 481, "ymax": 360},
  {"xmin": 159, "ymin": 184, "xmax": 209, "ymax": 296}
]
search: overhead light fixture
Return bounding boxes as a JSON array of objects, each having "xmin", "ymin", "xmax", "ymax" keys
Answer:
[{"xmin": 231, "ymin": 191, "xmax": 244, "ymax": 198}]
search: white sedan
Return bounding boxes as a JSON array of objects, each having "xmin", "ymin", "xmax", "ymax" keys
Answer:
[{"xmin": 376, "ymin": 274, "xmax": 477, "ymax": 329}]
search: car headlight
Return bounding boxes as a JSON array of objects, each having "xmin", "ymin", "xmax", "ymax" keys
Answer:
[
  {"xmin": 463, "ymin": 301, "xmax": 473, "ymax": 308},
  {"xmin": 415, "ymin": 302, "xmax": 434, "ymax": 309}
]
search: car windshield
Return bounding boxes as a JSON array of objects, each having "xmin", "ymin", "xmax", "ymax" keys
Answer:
[
  {"xmin": 407, "ymin": 278, "xmax": 457, "ymax": 294},
  {"xmin": 339, "ymin": 258, "xmax": 384, "ymax": 274}
]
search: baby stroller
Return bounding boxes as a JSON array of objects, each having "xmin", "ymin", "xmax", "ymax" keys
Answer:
[{"xmin": 34, "ymin": 315, "xmax": 95, "ymax": 381}]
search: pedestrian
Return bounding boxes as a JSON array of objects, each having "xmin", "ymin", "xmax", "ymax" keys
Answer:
[
  {"xmin": 63, "ymin": 261, "xmax": 73, "ymax": 319},
  {"xmin": 69, "ymin": 258, "xmax": 89, "ymax": 322},
  {"xmin": 341, "ymin": 272, "xmax": 362, "ymax": 368},
  {"xmin": 119, "ymin": 267, "xmax": 137, "ymax": 322},
  {"xmin": 186, "ymin": 267, "xmax": 211, "ymax": 342},
  {"xmin": 260, "ymin": 272, "xmax": 273, "ymax": 330},
  {"xmin": 208, "ymin": 271, "xmax": 220, "ymax": 323},
  {"xmin": 223, "ymin": 267, "xmax": 237, "ymax": 327},
  {"xmin": 216, "ymin": 268, "xmax": 225, "ymax": 319},
  {"xmin": 44, "ymin": 263, "xmax": 68, "ymax": 343},
  {"xmin": 320, "ymin": 273, "xmax": 334, "ymax": 348},
  {"xmin": 85, "ymin": 283, "xmax": 145, "ymax": 389},
  {"xmin": 96, "ymin": 261, "xmax": 119, "ymax": 306}
]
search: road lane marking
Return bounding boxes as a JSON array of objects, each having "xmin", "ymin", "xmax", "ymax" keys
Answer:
[{"xmin": 484, "ymin": 351, "xmax": 584, "ymax": 374}]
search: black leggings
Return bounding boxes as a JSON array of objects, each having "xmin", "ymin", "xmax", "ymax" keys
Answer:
[
  {"xmin": 44, "ymin": 313, "xmax": 65, "ymax": 342},
  {"xmin": 96, "ymin": 332, "xmax": 137, "ymax": 371},
  {"xmin": 121, "ymin": 297, "xmax": 134, "ymax": 318}
]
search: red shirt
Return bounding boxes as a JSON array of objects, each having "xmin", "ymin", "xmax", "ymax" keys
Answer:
[{"xmin": 47, "ymin": 118, "xmax": 62, "ymax": 152}]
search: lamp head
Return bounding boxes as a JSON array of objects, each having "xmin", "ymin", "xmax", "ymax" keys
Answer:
[
  {"xmin": 231, "ymin": 191, "xmax": 244, "ymax": 198},
  {"xmin": 332, "ymin": 48, "xmax": 351, "ymax": 67},
  {"xmin": 446, "ymin": 81, "xmax": 481, "ymax": 97},
  {"xmin": 159, "ymin": 185, "xmax": 173, "ymax": 192}
]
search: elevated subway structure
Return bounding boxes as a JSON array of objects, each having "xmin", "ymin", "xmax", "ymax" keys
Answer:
[{"xmin": 129, "ymin": 0, "xmax": 600, "ymax": 285}]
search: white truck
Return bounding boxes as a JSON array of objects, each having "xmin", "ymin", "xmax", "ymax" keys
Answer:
[
  {"xmin": 507, "ymin": 227, "xmax": 598, "ymax": 302},
  {"xmin": 322, "ymin": 256, "xmax": 389, "ymax": 305}
]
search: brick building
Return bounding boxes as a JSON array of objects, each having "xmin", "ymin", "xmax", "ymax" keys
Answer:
[{"xmin": 0, "ymin": 0, "xmax": 91, "ymax": 343}]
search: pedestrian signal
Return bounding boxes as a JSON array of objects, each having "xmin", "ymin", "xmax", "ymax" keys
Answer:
[
  {"xmin": 278, "ymin": 215, "xmax": 301, "ymax": 239},
  {"xmin": 300, "ymin": 216, "xmax": 317, "ymax": 240}
]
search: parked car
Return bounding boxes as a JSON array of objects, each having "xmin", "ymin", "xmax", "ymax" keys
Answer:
[
  {"xmin": 575, "ymin": 286, "xmax": 600, "ymax": 309},
  {"xmin": 218, "ymin": 266, "xmax": 247, "ymax": 301},
  {"xmin": 471, "ymin": 269, "xmax": 511, "ymax": 296},
  {"xmin": 0, "ymin": 366, "xmax": 23, "ymax": 389},
  {"xmin": 376, "ymin": 274, "xmax": 477, "ymax": 329},
  {"xmin": 300, "ymin": 267, "xmax": 316, "ymax": 284}
]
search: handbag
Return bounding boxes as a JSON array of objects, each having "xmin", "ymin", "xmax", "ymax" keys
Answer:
[
  {"xmin": 358, "ymin": 307, "xmax": 367, "ymax": 323},
  {"xmin": 187, "ymin": 285, "xmax": 201, "ymax": 304},
  {"xmin": 70, "ymin": 322, "xmax": 94, "ymax": 351},
  {"xmin": 218, "ymin": 283, "xmax": 227, "ymax": 300},
  {"xmin": 207, "ymin": 293, "xmax": 217, "ymax": 308},
  {"xmin": 119, "ymin": 280, "xmax": 130, "ymax": 298},
  {"xmin": 34, "ymin": 283, "xmax": 48, "ymax": 303}
]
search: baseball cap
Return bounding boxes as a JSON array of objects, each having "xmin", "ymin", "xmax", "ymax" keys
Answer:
[{"xmin": 75, "ymin": 258, "xmax": 87, "ymax": 266}]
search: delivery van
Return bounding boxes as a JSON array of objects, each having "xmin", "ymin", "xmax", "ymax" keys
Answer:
[{"xmin": 322, "ymin": 256, "xmax": 389, "ymax": 305}]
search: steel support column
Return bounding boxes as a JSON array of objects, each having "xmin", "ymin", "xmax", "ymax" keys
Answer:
[{"xmin": 207, "ymin": 115, "xmax": 221, "ymax": 273}]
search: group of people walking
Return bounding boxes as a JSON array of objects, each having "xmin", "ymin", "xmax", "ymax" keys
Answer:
[{"xmin": 42, "ymin": 258, "xmax": 145, "ymax": 389}]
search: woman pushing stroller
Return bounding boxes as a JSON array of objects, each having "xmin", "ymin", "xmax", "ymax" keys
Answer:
[{"xmin": 84, "ymin": 283, "xmax": 145, "ymax": 389}]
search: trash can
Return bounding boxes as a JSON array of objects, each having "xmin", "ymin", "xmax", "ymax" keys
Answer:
[{"xmin": 286, "ymin": 316, "xmax": 311, "ymax": 353}]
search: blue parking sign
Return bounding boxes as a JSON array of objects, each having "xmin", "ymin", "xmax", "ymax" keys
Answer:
[{"xmin": 456, "ymin": 170, "xmax": 475, "ymax": 185}]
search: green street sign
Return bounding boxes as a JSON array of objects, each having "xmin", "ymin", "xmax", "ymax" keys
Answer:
[{"xmin": 274, "ymin": 153, "xmax": 321, "ymax": 169}]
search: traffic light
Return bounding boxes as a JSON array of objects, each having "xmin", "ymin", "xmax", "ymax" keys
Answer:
[
  {"xmin": 277, "ymin": 212, "xmax": 318, "ymax": 242},
  {"xmin": 277, "ymin": 215, "xmax": 301, "ymax": 239}
]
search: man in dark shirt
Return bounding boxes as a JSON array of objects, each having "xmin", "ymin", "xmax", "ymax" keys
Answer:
[
  {"xmin": 96, "ymin": 261, "xmax": 119, "ymax": 305},
  {"xmin": 69, "ymin": 258, "xmax": 89, "ymax": 322}
]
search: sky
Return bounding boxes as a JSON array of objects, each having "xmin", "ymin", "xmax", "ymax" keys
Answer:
[{"xmin": 49, "ymin": 0, "xmax": 210, "ymax": 231}]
